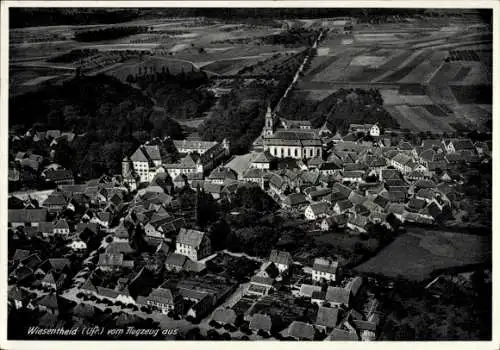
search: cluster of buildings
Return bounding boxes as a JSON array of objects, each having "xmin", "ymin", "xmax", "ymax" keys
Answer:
[
  {"xmin": 213, "ymin": 250, "xmax": 380, "ymax": 340},
  {"xmin": 7, "ymin": 103, "xmax": 491, "ymax": 340}
]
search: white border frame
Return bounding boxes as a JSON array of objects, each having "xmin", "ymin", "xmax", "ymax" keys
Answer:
[{"xmin": 0, "ymin": 1, "xmax": 498, "ymax": 350}]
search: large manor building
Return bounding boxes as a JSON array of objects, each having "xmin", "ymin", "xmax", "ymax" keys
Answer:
[
  {"xmin": 261, "ymin": 106, "xmax": 322, "ymax": 160},
  {"xmin": 122, "ymin": 137, "xmax": 230, "ymax": 183}
]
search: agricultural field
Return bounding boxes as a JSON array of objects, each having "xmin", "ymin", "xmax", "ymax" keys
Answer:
[
  {"xmin": 10, "ymin": 18, "xmax": 292, "ymax": 92},
  {"xmin": 355, "ymin": 228, "xmax": 491, "ymax": 281},
  {"xmin": 296, "ymin": 17, "xmax": 492, "ymax": 134}
]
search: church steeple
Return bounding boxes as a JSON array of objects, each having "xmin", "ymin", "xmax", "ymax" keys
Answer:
[{"xmin": 263, "ymin": 102, "xmax": 276, "ymax": 137}]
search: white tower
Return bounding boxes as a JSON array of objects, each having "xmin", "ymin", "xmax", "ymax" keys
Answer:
[{"xmin": 263, "ymin": 104, "xmax": 276, "ymax": 137}]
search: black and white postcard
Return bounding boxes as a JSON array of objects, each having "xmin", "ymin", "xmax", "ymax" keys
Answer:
[{"xmin": 1, "ymin": 2, "xmax": 497, "ymax": 349}]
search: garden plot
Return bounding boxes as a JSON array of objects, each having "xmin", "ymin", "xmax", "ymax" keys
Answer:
[
  {"xmin": 426, "ymin": 84, "xmax": 458, "ymax": 105},
  {"xmin": 380, "ymin": 89, "xmax": 404, "ymax": 105},
  {"xmin": 354, "ymin": 33, "xmax": 398, "ymax": 42},
  {"xmin": 399, "ymin": 95, "xmax": 435, "ymax": 105},
  {"xmin": 399, "ymin": 51, "xmax": 447, "ymax": 84},
  {"xmin": 411, "ymin": 106, "xmax": 456, "ymax": 133},
  {"xmin": 380, "ymin": 88, "xmax": 434, "ymax": 106},
  {"xmin": 350, "ymin": 55, "xmax": 388, "ymax": 69},
  {"xmin": 311, "ymin": 49, "xmax": 364, "ymax": 82},
  {"xmin": 451, "ymin": 104, "xmax": 492, "ymax": 126},
  {"xmin": 393, "ymin": 105, "xmax": 435, "ymax": 132},
  {"xmin": 428, "ymin": 62, "xmax": 464, "ymax": 84},
  {"xmin": 316, "ymin": 47, "xmax": 330, "ymax": 56},
  {"xmin": 373, "ymin": 49, "xmax": 429, "ymax": 83},
  {"xmin": 384, "ymin": 106, "xmax": 421, "ymax": 131}
]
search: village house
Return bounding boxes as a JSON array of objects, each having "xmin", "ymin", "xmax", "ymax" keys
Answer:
[
  {"xmin": 175, "ymin": 228, "xmax": 211, "ymax": 261},
  {"xmin": 165, "ymin": 253, "xmax": 189, "ymax": 272},
  {"xmin": 211, "ymin": 308, "xmax": 238, "ymax": 327},
  {"xmin": 348, "ymin": 123, "xmax": 381, "ymax": 137},
  {"xmin": 36, "ymin": 293, "xmax": 59, "ymax": 316},
  {"xmin": 172, "ymin": 139, "xmax": 218, "ymax": 155},
  {"xmin": 347, "ymin": 215, "xmax": 369, "ymax": 233},
  {"xmin": 41, "ymin": 192, "xmax": 68, "ymax": 213},
  {"xmin": 282, "ymin": 321, "xmax": 315, "ymax": 340},
  {"xmin": 315, "ymin": 306, "xmax": 340, "ymax": 331},
  {"xmin": 333, "ymin": 199, "xmax": 353, "ymax": 215},
  {"xmin": 249, "ymin": 313, "xmax": 272, "ymax": 334},
  {"xmin": 298, "ymin": 284, "xmax": 322, "ymax": 298},
  {"xmin": 251, "ymin": 152, "xmax": 272, "ymax": 169},
  {"xmin": 97, "ymin": 253, "xmax": 134, "ymax": 271},
  {"xmin": 122, "ymin": 143, "xmax": 165, "ymax": 183},
  {"xmin": 53, "ymin": 219, "xmax": 70, "ymax": 236},
  {"xmin": 282, "ymin": 193, "xmax": 308, "ymax": 210},
  {"xmin": 304, "ymin": 202, "xmax": 331, "ymax": 221},
  {"xmin": 8, "ymin": 209, "xmax": 47, "ymax": 228},
  {"xmin": 207, "ymin": 166, "xmax": 238, "ymax": 185},
  {"xmin": 312, "ymin": 258, "xmax": 339, "ymax": 282},
  {"xmin": 43, "ymin": 169, "xmax": 75, "ymax": 185},
  {"xmin": 164, "ymin": 140, "xmax": 230, "ymax": 178},
  {"xmin": 325, "ymin": 286, "xmax": 351, "ymax": 308},
  {"xmin": 242, "ymin": 168, "xmax": 267, "ymax": 190},
  {"xmin": 269, "ymin": 249, "xmax": 292, "ymax": 273},
  {"xmin": 137, "ymin": 286, "xmax": 184, "ymax": 314},
  {"xmin": 442, "ymin": 138, "xmax": 475, "ymax": 154}
]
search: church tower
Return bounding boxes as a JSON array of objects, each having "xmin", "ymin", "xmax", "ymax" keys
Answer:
[{"xmin": 263, "ymin": 103, "xmax": 276, "ymax": 137}]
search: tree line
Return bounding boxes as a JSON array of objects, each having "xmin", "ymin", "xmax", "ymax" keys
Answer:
[{"xmin": 9, "ymin": 74, "xmax": 183, "ymax": 179}]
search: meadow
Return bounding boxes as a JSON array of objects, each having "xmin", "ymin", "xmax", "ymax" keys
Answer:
[{"xmin": 355, "ymin": 228, "xmax": 491, "ymax": 281}]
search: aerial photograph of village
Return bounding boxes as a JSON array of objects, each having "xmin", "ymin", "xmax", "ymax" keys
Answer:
[{"xmin": 6, "ymin": 7, "xmax": 493, "ymax": 341}]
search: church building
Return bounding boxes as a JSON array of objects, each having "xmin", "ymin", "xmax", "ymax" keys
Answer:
[{"xmin": 261, "ymin": 105, "xmax": 322, "ymax": 160}]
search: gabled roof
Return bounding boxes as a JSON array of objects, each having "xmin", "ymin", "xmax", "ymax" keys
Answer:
[
  {"xmin": 269, "ymin": 249, "xmax": 292, "ymax": 266},
  {"xmin": 249, "ymin": 313, "xmax": 272, "ymax": 332},
  {"xmin": 307, "ymin": 201, "xmax": 330, "ymax": 216},
  {"xmin": 37, "ymin": 293, "xmax": 59, "ymax": 310},
  {"xmin": 105, "ymin": 242, "xmax": 134, "ymax": 255},
  {"xmin": 331, "ymin": 183, "xmax": 352, "ymax": 198},
  {"xmin": 299, "ymin": 284, "xmax": 322, "ymax": 298},
  {"xmin": 346, "ymin": 276, "xmax": 363, "ymax": 296},
  {"xmin": 176, "ymin": 228, "xmax": 207, "ymax": 248},
  {"xmin": 80, "ymin": 278, "xmax": 97, "ymax": 293},
  {"xmin": 72, "ymin": 303, "xmax": 95, "ymax": 318},
  {"xmin": 328, "ymin": 328, "xmax": 359, "ymax": 341},
  {"xmin": 45, "ymin": 169, "xmax": 74, "ymax": 182},
  {"xmin": 208, "ymin": 167, "xmax": 237, "ymax": 181},
  {"xmin": 43, "ymin": 192, "xmax": 68, "ymax": 207},
  {"xmin": 283, "ymin": 193, "xmax": 307, "ymax": 207},
  {"xmin": 114, "ymin": 222, "xmax": 129, "ymax": 239},
  {"xmin": 8, "ymin": 209, "xmax": 47, "ymax": 223},
  {"xmin": 165, "ymin": 253, "xmax": 188, "ymax": 267},
  {"xmin": 283, "ymin": 321, "xmax": 315, "ymax": 340},
  {"xmin": 252, "ymin": 152, "xmax": 272, "ymax": 164},
  {"xmin": 243, "ymin": 168, "xmax": 266, "ymax": 179},
  {"xmin": 53, "ymin": 219, "xmax": 69, "ymax": 230},
  {"xmin": 325, "ymin": 286, "xmax": 350, "ymax": 305},
  {"xmin": 212, "ymin": 308, "xmax": 237, "ymax": 325},
  {"xmin": 8, "ymin": 286, "xmax": 27, "ymax": 301},
  {"xmin": 12, "ymin": 249, "xmax": 30, "ymax": 262},
  {"xmin": 98, "ymin": 253, "xmax": 124, "ymax": 267},
  {"xmin": 352, "ymin": 319, "xmax": 378, "ymax": 332},
  {"xmin": 335, "ymin": 199, "xmax": 353, "ymax": 212},
  {"xmin": 313, "ymin": 258, "xmax": 338, "ymax": 274},
  {"xmin": 316, "ymin": 306, "xmax": 340, "ymax": 328},
  {"xmin": 250, "ymin": 275, "xmax": 274, "ymax": 286}
]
